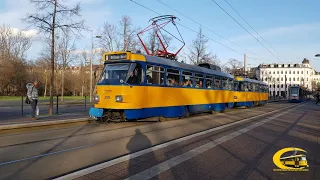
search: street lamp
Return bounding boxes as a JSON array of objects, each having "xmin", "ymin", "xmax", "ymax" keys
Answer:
[{"xmin": 90, "ymin": 33, "xmax": 102, "ymax": 103}]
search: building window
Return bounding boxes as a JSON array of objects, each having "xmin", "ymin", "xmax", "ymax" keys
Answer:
[
  {"xmin": 301, "ymin": 71, "xmax": 303, "ymax": 74},
  {"xmin": 269, "ymin": 85, "xmax": 271, "ymax": 88},
  {"xmin": 297, "ymin": 77, "xmax": 299, "ymax": 81},
  {"xmin": 265, "ymin": 78, "xmax": 267, "ymax": 81},
  {"xmin": 293, "ymin": 77, "xmax": 295, "ymax": 81},
  {"xmin": 289, "ymin": 71, "xmax": 291, "ymax": 74},
  {"xmin": 281, "ymin": 71, "xmax": 283, "ymax": 74},
  {"xmin": 281, "ymin": 84, "xmax": 283, "ymax": 88},
  {"xmin": 277, "ymin": 78, "xmax": 279, "ymax": 81},
  {"xmin": 307, "ymin": 71, "xmax": 308, "ymax": 74},
  {"xmin": 277, "ymin": 71, "xmax": 279, "ymax": 74},
  {"xmin": 269, "ymin": 71, "xmax": 271, "ymax": 74},
  {"xmin": 285, "ymin": 71, "xmax": 287, "ymax": 74},
  {"xmin": 281, "ymin": 77, "xmax": 283, "ymax": 81},
  {"xmin": 297, "ymin": 71, "xmax": 299, "ymax": 74},
  {"xmin": 273, "ymin": 71, "xmax": 275, "ymax": 74},
  {"xmin": 277, "ymin": 84, "xmax": 279, "ymax": 88},
  {"xmin": 307, "ymin": 78, "xmax": 308, "ymax": 81},
  {"xmin": 293, "ymin": 71, "xmax": 295, "ymax": 74},
  {"xmin": 289, "ymin": 77, "xmax": 291, "ymax": 81}
]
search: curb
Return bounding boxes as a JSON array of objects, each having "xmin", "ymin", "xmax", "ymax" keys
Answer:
[{"xmin": 0, "ymin": 118, "xmax": 92, "ymax": 131}]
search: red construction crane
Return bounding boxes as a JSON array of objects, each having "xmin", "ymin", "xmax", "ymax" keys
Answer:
[{"xmin": 137, "ymin": 15, "xmax": 185, "ymax": 60}]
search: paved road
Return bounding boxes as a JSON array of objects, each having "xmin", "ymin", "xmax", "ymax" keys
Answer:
[{"xmin": 0, "ymin": 102, "xmax": 319, "ymax": 180}]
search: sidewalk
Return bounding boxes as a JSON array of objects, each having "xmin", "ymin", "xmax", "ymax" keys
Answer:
[{"xmin": 0, "ymin": 112, "xmax": 91, "ymax": 130}]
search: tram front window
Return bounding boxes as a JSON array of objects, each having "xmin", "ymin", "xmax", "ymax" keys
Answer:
[
  {"xmin": 290, "ymin": 88, "xmax": 299, "ymax": 96},
  {"xmin": 98, "ymin": 63, "xmax": 142, "ymax": 85}
]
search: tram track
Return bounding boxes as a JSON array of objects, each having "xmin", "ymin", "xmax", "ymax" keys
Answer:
[{"xmin": 0, "ymin": 102, "xmax": 293, "ymax": 167}]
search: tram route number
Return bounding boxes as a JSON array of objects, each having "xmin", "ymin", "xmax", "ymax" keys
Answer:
[{"xmin": 234, "ymin": 96, "xmax": 237, "ymax": 99}]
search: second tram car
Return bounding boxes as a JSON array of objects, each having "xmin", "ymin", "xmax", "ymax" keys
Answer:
[
  {"xmin": 89, "ymin": 51, "xmax": 269, "ymax": 121},
  {"xmin": 288, "ymin": 85, "xmax": 307, "ymax": 103}
]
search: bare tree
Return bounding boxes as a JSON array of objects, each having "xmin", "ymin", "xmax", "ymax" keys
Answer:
[
  {"xmin": 188, "ymin": 27, "xmax": 217, "ymax": 65},
  {"xmin": 223, "ymin": 58, "xmax": 243, "ymax": 74},
  {"xmin": 23, "ymin": 0, "xmax": 85, "ymax": 115},
  {"xmin": 0, "ymin": 24, "xmax": 32, "ymax": 95},
  {"xmin": 58, "ymin": 30, "xmax": 76, "ymax": 101},
  {"xmin": 99, "ymin": 22, "xmax": 120, "ymax": 52},
  {"xmin": 119, "ymin": 16, "xmax": 139, "ymax": 51}
]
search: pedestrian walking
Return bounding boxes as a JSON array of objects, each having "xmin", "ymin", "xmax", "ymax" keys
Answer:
[
  {"xmin": 316, "ymin": 92, "xmax": 320, "ymax": 105},
  {"xmin": 26, "ymin": 81, "xmax": 39, "ymax": 120}
]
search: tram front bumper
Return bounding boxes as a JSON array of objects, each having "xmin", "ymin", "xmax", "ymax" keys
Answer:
[{"xmin": 89, "ymin": 108, "xmax": 104, "ymax": 118}]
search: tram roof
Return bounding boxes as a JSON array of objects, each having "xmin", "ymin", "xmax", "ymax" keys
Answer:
[{"xmin": 144, "ymin": 55, "xmax": 234, "ymax": 78}]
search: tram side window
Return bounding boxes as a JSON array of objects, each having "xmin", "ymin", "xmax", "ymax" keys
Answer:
[
  {"xmin": 167, "ymin": 68, "xmax": 180, "ymax": 86},
  {"xmin": 206, "ymin": 75, "xmax": 213, "ymax": 88},
  {"xmin": 221, "ymin": 77, "xmax": 228, "ymax": 90},
  {"xmin": 228, "ymin": 79, "xmax": 233, "ymax": 90},
  {"xmin": 146, "ymin": 65, "xmax": 165, "ymax": 85},
  {"xmin": 195, "ymin": 73, "xmax": 204, "ymax": 88},
  {"xmin": 244, "ymin": 82, "xmax": 248, "ymax": 91},
  {"xmin": 127, "ymin": 63, "xmax": 143, "ymax": 84},
  {"xmin": 182, "ymin": 71, "xmax": 193, "ymax": 87},
  {"xmin": 247, "ymin": 83, "xmax": 253, "ymax": 91},
  {"xmin": 234, "ymin": 82, "xmax": 239, "ymax": 91},
  {"xmin": 214, "ymin": 76, "xmax": 221, "ymax": 89}
]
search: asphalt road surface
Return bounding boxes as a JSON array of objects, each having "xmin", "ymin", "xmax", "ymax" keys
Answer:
[{"xmin": 0, "ymin": 101, "xmax": 319, "ymax": 180}]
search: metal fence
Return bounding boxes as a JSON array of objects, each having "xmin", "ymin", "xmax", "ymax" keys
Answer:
[{"xmin": 17, "ymin": 96, "xmax": 90, "ymax": 116}]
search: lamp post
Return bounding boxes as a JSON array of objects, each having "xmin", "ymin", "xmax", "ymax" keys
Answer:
[{"xmin": 90, "ymin": 33, "xmax": 102, "ymax": 103}]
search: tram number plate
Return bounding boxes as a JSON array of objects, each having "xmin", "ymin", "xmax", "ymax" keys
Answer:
[
  {"xmin": 234, "ymin": 96, "xmax": 237, "ymax": 99},
  {"xmin": 105, "ymin": 96, "xmax": 110, "ymax": 99}
]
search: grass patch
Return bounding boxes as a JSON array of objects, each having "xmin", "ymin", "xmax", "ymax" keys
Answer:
[{"xmin": 0, "ymin": 96, "xmax": 86, "ymax": 101}]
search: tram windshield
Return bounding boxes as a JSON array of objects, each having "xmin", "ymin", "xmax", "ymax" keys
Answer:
[
  {"xmin": 290, "ymin": 87, "xmax": 299, "ymax": 96},
  {"xmin": 97, "ymin": 63, "xmax": 142, "ymax": 85}
]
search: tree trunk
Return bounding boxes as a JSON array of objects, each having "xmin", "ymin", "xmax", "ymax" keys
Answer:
[
  {"xmin": 81, "ymin": 84, "xmax": 84, "ymax": 97},
  {"xmin": 61, "ymin": 67, "xmax": 64, "ymax": 102},
  {"xmin": 44, "ymin": 71, "xmax": 47, "ymax": 97},
  {"xmin": 49, "ymin": 0, "xmax": 57, "ymax": 115}
]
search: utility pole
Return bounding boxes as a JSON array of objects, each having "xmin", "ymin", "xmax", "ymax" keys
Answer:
[
  {"xmin": 89, "ymin": 33, "xmax": 102, "ymax": 103},
  {"xmin": 244, "ymin": 54, "xmax": 247, "ymax": 77},
  {"xmin": 90, "ymin": 32, "xmax": 93, "ymax": 103}
]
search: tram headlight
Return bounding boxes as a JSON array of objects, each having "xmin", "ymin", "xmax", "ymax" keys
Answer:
[
  {"xmin": 115, "ymin": 95, "xmax": 123, "ymax": 102},
  {"xmin": 94, "ymin": 94, "xmax": 100, "ymax": 102}
]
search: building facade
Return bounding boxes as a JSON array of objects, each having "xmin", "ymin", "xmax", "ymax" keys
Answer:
[{"xmin": 258, "ymin": 59, "xmax": 320, "ymax": 97}]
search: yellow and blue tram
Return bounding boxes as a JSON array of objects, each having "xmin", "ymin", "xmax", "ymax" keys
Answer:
[{"xmin": 89, "ymin": 51, "xmax": 269, "ymax": 121}]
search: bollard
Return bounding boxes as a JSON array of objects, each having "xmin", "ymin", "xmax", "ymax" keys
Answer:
[
  {"xmin": 21, "ymin": 96, "xmax": 24, "ymax": 116},
  {"xmin": 56, "ymin": 96, "xmax": 59, "ymax": 114}
]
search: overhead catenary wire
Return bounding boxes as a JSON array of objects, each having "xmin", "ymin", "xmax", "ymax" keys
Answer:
[
  {"xmin": 156, "ymin": 0, "xmax": 268, "ymax": 63},
  {"xmin": 223, "ymin": 0, "xmax": 290, "ymax": 63},
  {"xmin": 129, "ymin": 0, "xmax": 261, "ymax": 64},
  {"xmin": 211, "ymin": 0, "xmax": 283, "ymax": 64}
]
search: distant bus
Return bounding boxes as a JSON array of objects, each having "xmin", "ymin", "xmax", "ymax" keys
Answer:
[
  {"xmin": 280, "ymin": 154, "xmax": 309, "ymax": 168},
  {"xmin": 288, "ymin": 86, "xmax": 307, "ymax": 103}
]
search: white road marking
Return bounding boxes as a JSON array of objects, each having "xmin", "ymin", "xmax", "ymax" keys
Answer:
[
  {"xmin": 125, "ymin": 103, "xmax": 306, "ymax": 180},
  {"xmin": 54, "ymin": 103, "xmax": 302, "ymax": 180}
]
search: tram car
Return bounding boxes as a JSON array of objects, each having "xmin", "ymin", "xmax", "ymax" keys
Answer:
[
  {"xmin": 288, "ymin": 85, "xmax": 307, "ymax": 103},
  {"xmin": 89, "ymin": 51, "xmax": 269, "ymax": 121}
]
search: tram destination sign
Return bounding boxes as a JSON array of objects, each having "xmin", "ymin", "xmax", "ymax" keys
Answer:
[{"xmin": 106, "ymin": 53, "xmax": 127, "ymax": 61}]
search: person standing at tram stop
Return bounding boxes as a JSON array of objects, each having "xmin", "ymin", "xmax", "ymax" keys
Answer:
[
  {"xmin": 26, "ymin": 81, "xmax": 39, "ymax": 120},
  {"xmin": 316, "ymin": 92, "xmax": 320, "ymax": 105}
]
